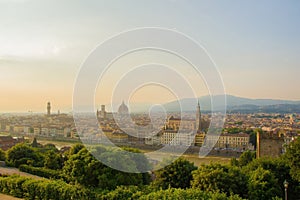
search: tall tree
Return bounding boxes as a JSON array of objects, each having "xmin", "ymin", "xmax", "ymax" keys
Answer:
[
  {"xmin": 238, "ymin": 150, "xmax": 256, "ymax": 166},
  {"xmin": 63, "ymin": 146, "xmax": 146, "ymax": 189},
  {"xmin": 153, "ymin": 158, "xmax": 197, "ymax": 189},
  {"xmin": 44, "ymin": 150, "xmax": 63, "ymax": 170},
  {"xmin": 284, "ymin": 137, "xmax": 300, "ymax": 182},
  {"xmin": 191, "ymin": 163, "xmax": 247, "ymax": 198},
  {"xmin": 6, "ymin": 143, "xmax": 42, "ymax": 167},
  {"xmin": 247, "ymin": 167, "xmax": 281, "ymax": 200}
]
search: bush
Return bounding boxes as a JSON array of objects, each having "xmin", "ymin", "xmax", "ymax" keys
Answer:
[
  {"xmin": 139, "ymin": 188, "xmax": 243, "ymax": 200},
  {"xmin": 0, "ymin": 149, "xmax": 6, "ymax": 161},
  {"xmin": 99, "ymin": 185, "xmax": 143, "ymax": 200},
  {"xmin": 6, "ymin": 143, "xmax": 43, "ymax": 167},
  {"xmin": 19, "ymin": 165, "xmax": 66, "ymax": 181},
  {"xmin": 0, "ymin": 175, "xmax": 95, "ymax": 200}
]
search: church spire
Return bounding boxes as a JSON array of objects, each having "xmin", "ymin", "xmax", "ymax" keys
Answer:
[{"xmin": 196, "ymin": 100, "xmax": 201, "ymax": 132}]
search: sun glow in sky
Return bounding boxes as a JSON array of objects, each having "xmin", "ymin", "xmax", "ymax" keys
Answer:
[{"xmin": 1, "ymin": 0, "xmax": 300, "ymax": 112}]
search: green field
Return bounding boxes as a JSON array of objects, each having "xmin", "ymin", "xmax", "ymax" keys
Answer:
[{"xmin": 182, "ymin": 155, "xmax": 231, "ymax": 166}]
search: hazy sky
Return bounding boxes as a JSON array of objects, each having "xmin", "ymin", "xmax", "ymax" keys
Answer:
[{"xmin": 0, "ymin": 0, "xmax": 300, "ymax": 112}]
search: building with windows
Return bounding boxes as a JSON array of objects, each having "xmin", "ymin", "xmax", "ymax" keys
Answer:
[
  {"xmin": 216, "ymin": 133, "xmax": 250, "ymax": 150},
  {"xmin": 160, "ymin": 102, "xmax": 204, "ymax": 146}
]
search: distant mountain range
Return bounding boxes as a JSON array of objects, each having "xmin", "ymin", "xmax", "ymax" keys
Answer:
[{"xmin": 163, "ymin": 95, "xmax": 300, "ymax": 113}]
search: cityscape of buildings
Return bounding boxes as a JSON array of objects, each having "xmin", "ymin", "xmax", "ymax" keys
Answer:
[{"xmin": 0, "ymin": 101, "xmax": 299, "ymax": 157}]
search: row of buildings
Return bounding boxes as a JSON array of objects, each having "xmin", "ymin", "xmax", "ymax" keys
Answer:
[
  {"xmin": 1, "ymin": 101, "xmax": 299, "ymax": 156},
  {"xmin": 0, "ymin": 102, "xmax": 77, "ymax": 138},
  {"xmin": 96, "ymin": 102, "xmax": 252, "ymax": 150}
]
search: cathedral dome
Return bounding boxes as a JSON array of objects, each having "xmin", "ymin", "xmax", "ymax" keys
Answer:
[{"xmin": 118, "ymin": 101, "xmax": 129, "ymax": 115}]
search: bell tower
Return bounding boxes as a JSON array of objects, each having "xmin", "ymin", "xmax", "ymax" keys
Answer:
[
  {"xmin": 47, "ymin": 102, "xmax": 51, "ymax": 116},
  {"xmin": 196, "ymin": 101, "xmax": 201, "ymax": 132}
]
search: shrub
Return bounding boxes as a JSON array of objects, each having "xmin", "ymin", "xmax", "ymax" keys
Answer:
[
  {"xmin": 0, "ymin": 175, "xmax": 96, "ymax": 200},
  {"xmin": 19, "ymin": 165, "xmax": 66, "ymax": 181}
]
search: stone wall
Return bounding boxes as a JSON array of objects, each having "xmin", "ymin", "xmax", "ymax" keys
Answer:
[{"xmin": 257, "ymin": 131, "xmax": 284, "ymax": 158}]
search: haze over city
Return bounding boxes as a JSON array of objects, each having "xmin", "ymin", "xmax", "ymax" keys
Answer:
[{"xmin": 1, "ymin": 0, "xmax": 300, "ymax": 112}]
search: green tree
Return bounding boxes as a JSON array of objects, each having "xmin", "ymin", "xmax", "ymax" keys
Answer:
[
  {"xmin": 44, "ymin": 150, "xmax": 63, "ymax": 170},
  {"xmin": 43, "ymin": 143, "xmax": 58, "ymax": 151},
  {"xmin": 191, "ymin": 163, "xmax": 248, "ymax": 198},
  {"xmin": 230, "ymin": 157, "xmax": 239, "ymax": 166},
  {"xmin": 0, "ymin": 148, "xmax": 6, "ymax": 161},
  {"xmin": 247, "ymin": 167, "xmax": 281, "ymax": 200},
  {"xmin": 6, "ymin": 143, "xmax": 43, "ymax": 167},
  {"xmin": 63, "ymin": 146, "xmax": 146, "ymax": 189},
  {"xmin": 68, "ymin": 143, "xmax": 85, "ymax": 155},
  {"xmin": 96, "ymin": 149, "xmax": 147, "ymax": 189},
  {"xmin": 238, "ymin": 150, "xmax": 256, "ymax": 166},
  {"xmin": 139, "ymin": 188, "xmax": 243, "ymax": 200},
  {"xmin": 100, "ymin": 185, "xmax": 143, "ymax": 200},
  {"xmin": 63, "ymin": 148, "xmax": 100, "ymax": 186},
  {"xmin": 153, "ymin": 158, "xmax": 197, "ymax": 189},
  {"xmin": 284, "ymin": 137, "xmax": 300, "ymax": 182},
  {"xmin": 243, "ymin": 157, "xmax": 300, "ymax": 200}
]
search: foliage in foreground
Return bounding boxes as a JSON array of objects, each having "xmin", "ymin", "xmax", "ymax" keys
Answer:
[
  {"xmin": 152, "ymin": 158, "xmax": 197, "ymax": 189},
  {"xmin": 93, "ymin": 185, "xmax": 244, "ymax": 200},
  {"xmin": 0, "ymin": 175, "xmax": 246, "ymax": 200},
  {"xmin": 63, "ymin": 146, "xmax": 150, "ymax": 189},
  {"xmin": 0, "ymin": 175, "xmax": 95, "ymax": 200},
  {"xmin": 19, "ymin": 165, "xmax": 65, "ymax": 181},
  {"xmin": 138, "ymin": 188, "xmax": 243, "ymax": 200},
  {"xmin": 284, "ymin": 136, "xmax": 300, "ymax": 182},
  {"xmin": 192, "ymin": 163, "xmax": 248, "ymax": 198},
  {"xmin": 2, "ymin": 137, "xmax": 300, "ymax": 199}
]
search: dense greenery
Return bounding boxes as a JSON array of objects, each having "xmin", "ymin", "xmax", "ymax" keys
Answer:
[
  {"xmin": 6, "ymin": 143, "xmax": 44, "ymax": 167},
  {"xmin": 152, "ymin": 158, "xmax": 197, "ymax": 189},
  {"xmin": 0, "ymin": 175, "xmax": 245, "ymax": 200},
  {"xmin": 235, "ymin": 150, "xmax": 256, "ymax": 166},
  {"xmin": 0, "ymin": 149, "xmax": 5, "ymax": 161},
  {"xmin": 19, "ymin": 165, "xmax": 65, "ymax": 180},
  {"xmin": 0, "ymin": 137, "xmax": 300, "ymax": 199},
  {"xmin": 192, "ymin": 164, "xmax": 248, "ymax": 198},
  {"xmin": 0, "ymin": 175, "xmax": 95, "ymax": 199},
  {"xmin": 63, "ymin": 147, "xmax": 148, "ymax": 189},
  {"xmin": 284, "ymin": 136, "xmax": 300, "ymax": 182},
  {"xmin": 138, "ymin": 188, "xmax": 243, "ymax": 200}
]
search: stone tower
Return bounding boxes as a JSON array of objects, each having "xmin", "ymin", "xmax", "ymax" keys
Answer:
[
  {"xmin": 256, "ymin": 131, "xmax": 284, "ymax": 158},
  {"xmin": 47, "ymin": 102, "xmax": 51, "ymax": 116},
  {"xmin": 196, "ymin": 101, "xmax": 201, "ymax": 132}
]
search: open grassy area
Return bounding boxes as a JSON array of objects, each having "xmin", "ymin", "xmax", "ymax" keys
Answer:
[{"xmin": 182, "ymin": 155, "xmax": 231, "ymax": 167}]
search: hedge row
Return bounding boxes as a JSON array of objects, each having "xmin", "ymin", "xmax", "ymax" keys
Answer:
[
  {"xmin": 0, "ymin": 175, "xmax": 95, "ymax": 200},
  {"xmin": 19, "ymin": 165, "xmax": 66, "ymax": 181},
  {"xmin": 138, "ymin": 188, "xmax": 244, "ymax": 200},
  {"xmin": 99, "ymin": 186, "xmax": 244, "ymax": 200}
]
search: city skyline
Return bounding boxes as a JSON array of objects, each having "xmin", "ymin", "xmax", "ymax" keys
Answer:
[{"xmin": 1, "ymin": 0, "xmax": 300, "ymax": 112}]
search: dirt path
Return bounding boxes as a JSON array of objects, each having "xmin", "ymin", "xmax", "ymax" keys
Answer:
[
  {"xmin": 0, "ymin": 167, "xmax": 43, "ymax": 180},
  {"xmin": 0, "ymin": 193, "xmax": 23, "ymax": 200},
  {"xmin": 0, "ymin": 167, "xmax": 43, "ymax": 199}
]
